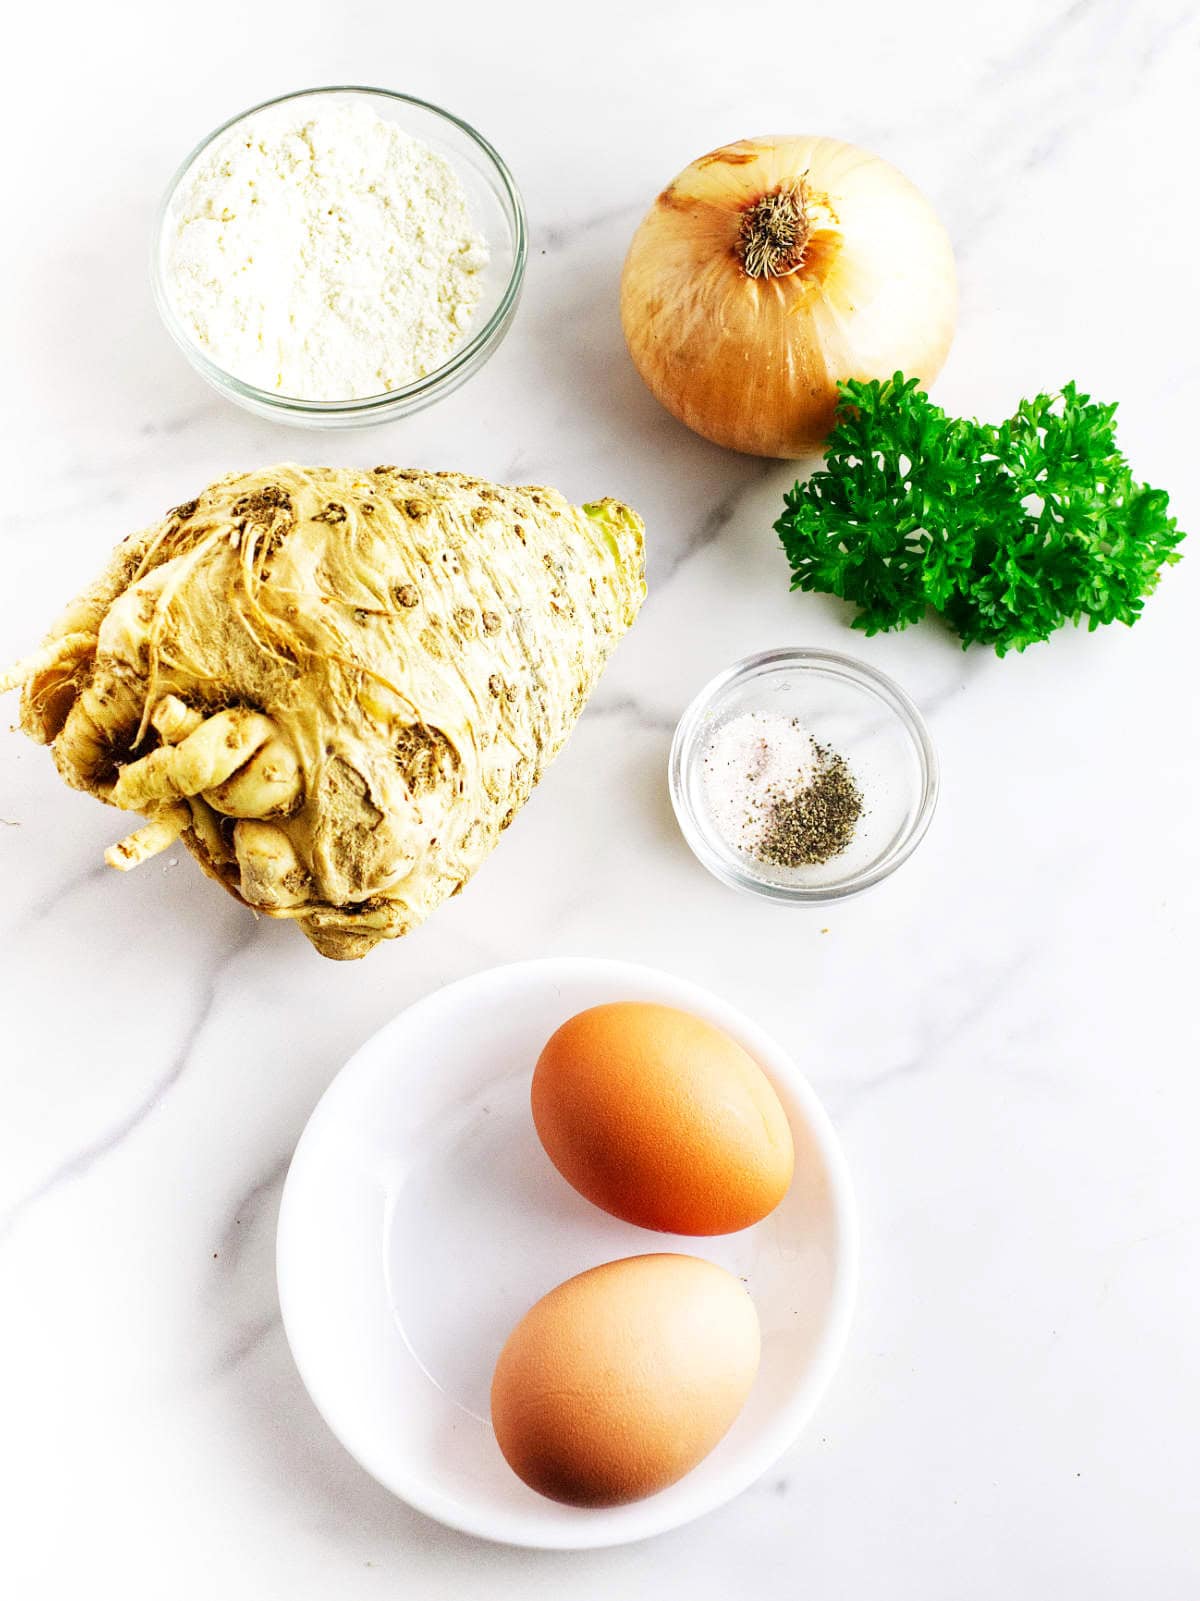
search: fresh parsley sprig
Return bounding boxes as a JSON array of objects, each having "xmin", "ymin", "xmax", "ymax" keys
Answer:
[{"xmin": 775, "ymin": 375, "xmax": 1184, "ymax": 655}]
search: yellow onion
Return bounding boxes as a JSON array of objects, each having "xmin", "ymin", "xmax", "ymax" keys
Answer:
[{"xmin": 620, "ymin": 136, "xmax": 957, "ymax": 458}]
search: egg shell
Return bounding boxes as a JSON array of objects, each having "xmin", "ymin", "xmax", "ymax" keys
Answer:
[
  {"xmin": 531, "ymin": 1001, "xmax": 794, "ymax": 1234},
  {"xmin": 490, "ymin": 1253, "xmax": 760, "ymax": 1507}
]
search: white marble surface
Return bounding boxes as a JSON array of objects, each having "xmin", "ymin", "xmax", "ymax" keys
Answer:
[{"xmin": 2, "ymin": 0, "xmax": 1199, "ymax": 1592}]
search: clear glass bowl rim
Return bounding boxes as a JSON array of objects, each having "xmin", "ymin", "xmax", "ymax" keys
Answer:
[
  {"xmin": 150, "ymin": 84, "xmax": 528, "ymax": 417},
  {"xmin": 668, "ymin": 646, "xmax": 940, "ymax": 904}
]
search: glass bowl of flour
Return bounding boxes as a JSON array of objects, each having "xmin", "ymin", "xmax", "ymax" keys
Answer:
[
  {"xmin": 669, "ymin": 648, "xmax": 939, "ymax": 904},
  {"xmin": 153, "ymin": 87, "xmax": 527, "ymax": 427}
]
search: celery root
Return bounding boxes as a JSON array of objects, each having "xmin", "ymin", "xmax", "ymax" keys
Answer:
[{"xmin": 3, "ymin": 465, "xmax": 646, "ymax": 958}]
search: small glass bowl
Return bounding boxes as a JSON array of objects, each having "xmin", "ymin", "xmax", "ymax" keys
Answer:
[
  {"xmin": 152, "ymin": 86, "xmax": 527, "ymax": 429},
  {"xmin": 669, "ymin": 648, "xmax": 939, "ymax": 904}
]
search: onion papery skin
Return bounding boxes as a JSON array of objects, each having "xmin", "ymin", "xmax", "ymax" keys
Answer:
[{"xmin": 620, "ymin": 136, "xmax": 958, "ymax": 459}]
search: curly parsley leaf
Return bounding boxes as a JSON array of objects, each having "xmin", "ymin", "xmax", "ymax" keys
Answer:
[{"xmin": 775, "ymin": 375, "xmax": 1184, "ymax": 655}]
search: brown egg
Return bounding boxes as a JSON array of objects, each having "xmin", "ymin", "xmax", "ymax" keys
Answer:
[
  {"xmin": 531, "ymin": 1002, "xmax": 794, "ymax": 1234},
  {"xmin": 490, "ymin": 1254, "xmax": 760, "ymax": 1506}
]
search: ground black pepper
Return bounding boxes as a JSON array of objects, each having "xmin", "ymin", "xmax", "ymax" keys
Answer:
[
  {"xmin": 700, "ymin": 712, "xmax": 866, "ymax": 870},
  {"xmin": 755, "ymin": 746, "xmax": 863, "ymax": 868}
]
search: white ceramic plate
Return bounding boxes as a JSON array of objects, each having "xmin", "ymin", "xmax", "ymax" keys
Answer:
[{"xmin": 276, "ymin": 958, "xmax": 857, "ymax": 1549}]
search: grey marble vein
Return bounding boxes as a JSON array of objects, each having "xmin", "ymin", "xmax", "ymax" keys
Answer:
[
  {"xmin": 1, "ymin": 861, "xmax": 110, "ymax": 938},
  {"xmin": 0, "ymin": 483, "xmax": 129, "ymax": 539},
  {"xmin": 214, "ymin": 1154, "xmax": 290, "ymax": 1273},
  {"xmin": 583, "ymin": 691, "xmax": 677, "ymax": 737},
  {"xmin": 916, "ymin": 655, "xmax": 992, "ymax": 717},
  {"xmin": 981, "ymin": 0, "xmax": 1101, "ymax": 82},
  {"xmin": 654, "ymin": 458, "xmax": 784, "ymax": 589},
  {"xmin": 948, "ymin": 0, "xmax": 1198, "ymax": 256},
  {"xmin": 831, "ymin": 952, "xmax": 1034, "ymax": 1118},
  {"xmin": 138, "ymin": 401, "xmax": 221, "ymax": 438},
  {"xmin": 0, "ymin": 920, "xmax": 257, "ymax": 1243},
  {"xmin": 210, "ymin": 1309, "xmax": 282, "ymax": 1376}
]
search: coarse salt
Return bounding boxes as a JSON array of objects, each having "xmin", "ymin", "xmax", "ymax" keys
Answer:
[{"xmin": 701, "ymin": 712, "xmax": 820, "ymax": 851}]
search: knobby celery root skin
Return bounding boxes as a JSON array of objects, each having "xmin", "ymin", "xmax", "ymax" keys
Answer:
[{"xmin": 2, "ymin": 465, "xmax": 646, "ymax": 958}]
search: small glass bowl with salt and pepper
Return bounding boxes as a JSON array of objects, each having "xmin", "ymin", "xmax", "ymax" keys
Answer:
[{"xmin": 668, "ymin": 648, "xmax": 938, "ymax": 904}]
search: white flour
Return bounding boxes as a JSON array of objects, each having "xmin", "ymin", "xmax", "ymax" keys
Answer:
[{"xmin": 164, "ymin": 101, "xmax": 490, "ymax": 400}]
